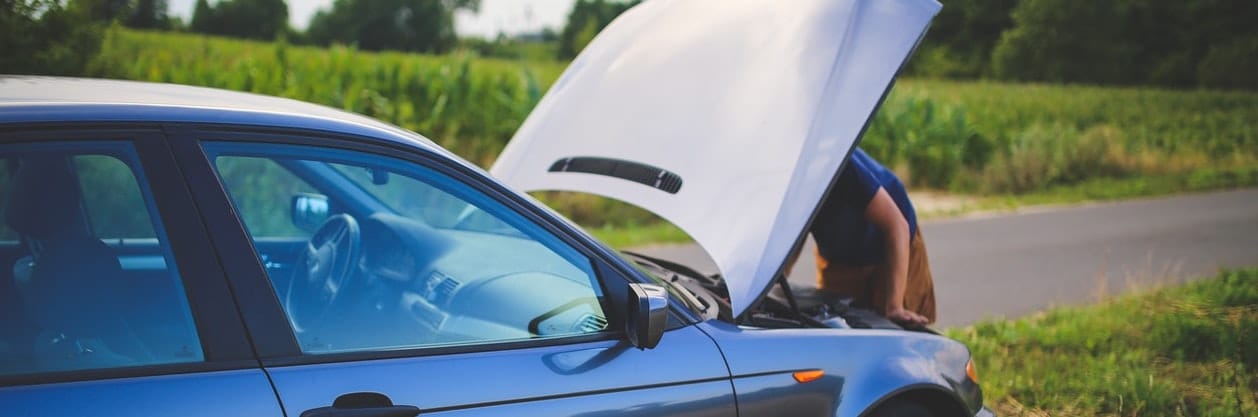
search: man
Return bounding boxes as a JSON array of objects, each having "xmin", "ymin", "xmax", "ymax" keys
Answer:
[{"xmin": 809, "ymin": 148, "xmax": 935, "ymax": 327}]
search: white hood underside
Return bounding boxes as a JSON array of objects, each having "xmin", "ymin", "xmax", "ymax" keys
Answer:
[{"xmin": 492, "ymin": 0, "xmax": 941, "ymax": 317}]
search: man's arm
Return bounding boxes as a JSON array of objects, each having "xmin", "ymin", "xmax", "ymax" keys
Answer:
[{"xmin": 865, "ymin": 187, "xmax": 927, "ymax": 326}]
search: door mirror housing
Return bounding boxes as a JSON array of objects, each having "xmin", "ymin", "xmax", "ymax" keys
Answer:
[
  {"xmin": 626, "ymin": 283, "xmax": 668, "ymax": 349},
  {"xmin": 292, "ymin": 193, "xmax": 330, "ymax": 232}
]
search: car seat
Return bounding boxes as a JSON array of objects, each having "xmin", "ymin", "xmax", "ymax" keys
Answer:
[{"xmin": 3, "ymin": 155, "xmax": 151, "ymax": 372}]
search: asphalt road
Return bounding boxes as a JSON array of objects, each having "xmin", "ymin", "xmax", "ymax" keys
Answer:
[{"xmin": 634, "ymin": 188, "xmax": 1258, "ymax": 328}]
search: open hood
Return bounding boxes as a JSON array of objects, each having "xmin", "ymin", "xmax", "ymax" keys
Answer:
[{"xmin": 491, "ymin": 0, "xmax": 940, "ymax": 318}]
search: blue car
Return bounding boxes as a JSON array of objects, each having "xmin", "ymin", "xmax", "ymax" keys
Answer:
[{"xmin": 0, "ymin": 1, "xmax": 990, "ymax": 416}]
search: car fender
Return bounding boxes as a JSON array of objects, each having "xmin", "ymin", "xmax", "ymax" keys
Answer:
[{"xmin": 695, "ymin": 320, "xmax": 978, "ymax": 416}]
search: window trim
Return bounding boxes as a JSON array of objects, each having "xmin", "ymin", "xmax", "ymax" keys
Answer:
[
  {"xmin": 171, "ymin": 125, "xmax": 649, "ymax": 364},
  {"xmin": 165, "ymin": 127, "xmax": 304, "ymax": 359},
  {"xmin": 0, "ymin": 359, "xmax": 262, "ymax": 388},
  {"xmin": 260, "ymin": 333, "xmax": 617, "ymax": 368},
  {"xmin": 0, "ymin": 126, "xmax": 257, "ymax": 387}
]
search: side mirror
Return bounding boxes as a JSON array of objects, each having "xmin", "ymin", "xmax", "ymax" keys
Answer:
[
  {"xmin": 292, "ymin": 193, "xmax": 330, "ymax": 232},
  {"xmin": 626, "ymin": 283, "xmax": 668, "ymax": 349}
]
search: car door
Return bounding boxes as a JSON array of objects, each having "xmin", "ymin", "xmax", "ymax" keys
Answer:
[
  {"xmin": 169, "ymin": 129, "xmax": 737, "ymax": 417},
  {"xmin": 0, "ymin": 128, "xmax": 281, "ymax": 417}
]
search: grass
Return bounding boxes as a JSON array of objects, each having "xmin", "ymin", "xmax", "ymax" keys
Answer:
[
  {"xmin": 866, "ymin": 79, "xmax": 1258, "ymax": 195},
  {"xmin": 1011, "ymin": 165, "xmax": 1258, "ymax": 206},
  {"xmin": 917, "ymin": 165, "xmax": 1258, "ymax": 219},
  {"xmin": 946, "ymin": 268, "xmax": 1258, "ymax": 417}
]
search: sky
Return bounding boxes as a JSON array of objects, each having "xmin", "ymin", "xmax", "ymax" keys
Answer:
[{"xmin": 167, "ymin": 0, "xmax": 577, "ymax": 38}]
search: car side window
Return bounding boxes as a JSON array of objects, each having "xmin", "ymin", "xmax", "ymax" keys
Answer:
[
  {"xmin": 76, "ymin": 155, "xmax": 158, "ymax": 239},
  {"xmin": 204, "ymin": 142, "xmax": 608, "ymax": 355},
  {"xmin": 0, "ymin": 143, "xmax": 204, "ymax": 376}
]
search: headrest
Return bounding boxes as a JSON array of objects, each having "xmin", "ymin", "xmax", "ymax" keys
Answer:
[{"xmin": 3, "ymin": 156, "xmax": 87, "ymax": 240}]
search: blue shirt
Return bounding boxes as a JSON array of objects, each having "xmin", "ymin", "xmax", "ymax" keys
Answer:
[{"xmin": 810, "ymin": 148, "xmax": 917, "ymax": 265}]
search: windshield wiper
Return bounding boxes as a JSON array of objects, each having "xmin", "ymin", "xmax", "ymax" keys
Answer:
[{"xmin": 620, "ymin": 252, "xmax": 722, "ymax": 320}]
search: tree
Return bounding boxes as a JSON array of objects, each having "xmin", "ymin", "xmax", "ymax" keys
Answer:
[
  {"xmin": 991, "ymin": 0, "xmax": 1138, "ymax": 84},
  {"xmin": 189, "ymin": 0, "xmax": 288, "ymax": 40},
  {"xmin": 556, "ymin": 0, "xmax": 638, "ymax": 59},
  {"xmin": 189, "ymin": 0, "xmax": 213, "ymax": 33},
  {"xmin": 125, "ymin": 0, "xmax": 169, "ymax": 29},
  {"xmin": 305, "ymin": 0, "xmax": 479, "ymax": 53},
  {"xmin": 906, "ymin": 0, "xmax": 1020, "ymax": 78},
  {"xmin": 79, "ymin": 0, "xmax": 132, "ymax": 21},
  {"xmin": 990, "ymin": 0, "xmax": 1258, "ymax": 89},
  {"xmin": 539, "ymin": 27, "xmax": 558, "ymax": 42},
  {"xmin": 0, "ymin": 0, "xmax": 104, "ymax": 75}
]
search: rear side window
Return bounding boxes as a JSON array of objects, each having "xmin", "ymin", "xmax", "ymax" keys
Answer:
[
  {"xmin": 0, "ymin": 142, "xmax": 203, "ymax": 376},
  {"xmin": 76, "ymin": 155, "xmax": 157, "ymax": 239}
]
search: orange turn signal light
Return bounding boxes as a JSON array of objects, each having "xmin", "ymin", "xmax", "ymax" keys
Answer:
[
  {"xmin": 966, "ymin": 359, "xmax": 979, "ymax": 383},
  {"xmin": 792, "ymin": 369, "xmax": 825, "ymax": 384}
]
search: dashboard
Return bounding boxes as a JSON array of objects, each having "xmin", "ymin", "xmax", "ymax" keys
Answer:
[{"xmin": 311, "ymin": 212, "xmax": 609, "ymax": 351}]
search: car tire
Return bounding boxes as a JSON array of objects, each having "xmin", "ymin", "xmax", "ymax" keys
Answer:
[{"xmin": 868, "ymin": 400, "xmax": 936, "ymax": 417}]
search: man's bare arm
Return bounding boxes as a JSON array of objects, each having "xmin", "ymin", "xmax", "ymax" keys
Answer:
[{"xmin": 865, "ymin": 187, "xmax": 926, "ymax": 326}]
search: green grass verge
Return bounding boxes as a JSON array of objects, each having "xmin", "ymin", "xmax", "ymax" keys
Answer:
[
  {"xmin": 946, "ymin": 268, "xmax": 1258, "ymax": 416},
  {"xmin": 924, "ymin": 166, "xmax": 1258, "ymax": 218},
  {"xmin": 1011, "ymin": 165, "xmax": 1258, "ymax": 206}
]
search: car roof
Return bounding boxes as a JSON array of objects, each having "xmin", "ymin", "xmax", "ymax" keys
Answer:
[{"xmin": 0, "ymin": 76, "xmax": 446, "ymax": 155}]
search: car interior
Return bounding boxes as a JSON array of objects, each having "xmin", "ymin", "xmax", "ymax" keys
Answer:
[{"xmin": 0, "ymin": 152, "xmax": 202, "ymax": 376}]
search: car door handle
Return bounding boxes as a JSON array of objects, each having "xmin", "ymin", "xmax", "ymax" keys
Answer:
[{"xmin": 301, "ymin": 392, "xmax": 420, "ymax": 417}]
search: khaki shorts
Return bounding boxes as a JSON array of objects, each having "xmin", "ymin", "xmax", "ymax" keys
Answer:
[{"xmin": 815, "ymin": 229, "xmax": 937, "ymax": 324}]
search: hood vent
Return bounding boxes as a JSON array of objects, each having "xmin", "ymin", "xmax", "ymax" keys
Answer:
[{"xmin": 548, "ymin": 156, "xmax": 683, "ymax": 194}]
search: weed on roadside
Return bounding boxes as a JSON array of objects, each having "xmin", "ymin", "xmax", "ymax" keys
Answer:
[{"xmin": 948, "ymin": 269, "xmax": 1258, "ymax": 416}]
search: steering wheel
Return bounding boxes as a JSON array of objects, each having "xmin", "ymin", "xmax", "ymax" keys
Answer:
[{"xmin": 286, "ymin": 213, "xmax": 361, "ymax": 332}]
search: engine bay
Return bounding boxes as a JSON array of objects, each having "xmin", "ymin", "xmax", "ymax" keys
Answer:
[{"xmin": 624, "ymin": 252, "xmax": 925, "ymax": 333}]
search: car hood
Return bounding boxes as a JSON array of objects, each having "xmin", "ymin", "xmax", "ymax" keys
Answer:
[{"xmin": 491, "ymin": 0, "xmax": 940, "ymax": 318}]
